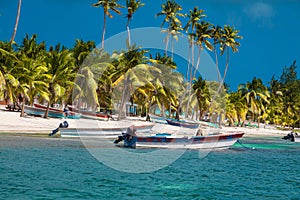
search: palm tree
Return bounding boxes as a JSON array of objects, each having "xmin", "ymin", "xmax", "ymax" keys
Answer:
[
  {"xmin": 156, "ymin": 0, "xmax": 184, "ymax": 56},
  {"xmin": 185, "ymin": 20, "xmax": 213, "ymax": 118},
  {"xmin": 168, "ymin": 20, "xmax": 182, "ymax": 60},
  {"xmin": 211, "ymin": 25, "xmax": 222, "ymax": 83},
  {"xmin": 238, "ymin": 77, "xmax": 270, "ymax": 127},
  {"xmin": 125, "ymin": 0, "xmax": 144, "ymax": 46},
  {"xmin": 71, "ymin": 39, "xmax": 96, "ymax": 67},
  {"xmin": 0, "ymin": 41, "xmax": 18, "ymax": 105},
  {"xmin": 12, "ymin": 55, "xmax": 49, "ymax": 117},
  {"xmin": 92, "ymin": 0, "xmax": 123, "ymax": 49},
  {"xmin": 219, "ymin": 25, "xmax": 242, "ymax": 86},
  {"xmin": 226, "ymin": 91, "xmax": 247, "ymax": 126},
  {"xmin": 16, "ymin": 34, "xmax": 49, "ymax": 116},
  {"xmin": 184, "ymin": 7, "xmax": 205, "ymax": 82},
  {"xmin": 148, "ymin": 53, "xmax": 179, "ymax": 117},
  {"xmin": 112, "ymin": 46, "xmax": 153, "ymax": 119},
  {"xmin": 10, "ymin": 0, "xmax": 22, "ymax": 44},
  {"xmin": 43, "ymin": 45, "xmax": 76, "ymax": 118},
  {"xmin": 192, "ymin": 76, "xmax": 210, "ymax": 120}
]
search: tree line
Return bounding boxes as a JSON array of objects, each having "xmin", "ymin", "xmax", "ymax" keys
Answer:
[{"xmin": 2, "ymin": 0, "xmax": 299, "ymax": 128}]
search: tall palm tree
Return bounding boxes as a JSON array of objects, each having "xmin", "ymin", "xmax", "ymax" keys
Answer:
[
  {"xmin": 10, "ymin": 0, "xmax": 22, "ymax": 44},
  {"xmin": 156, "ymin": 0, "xmax": 184, "ymax": 56},
  {"xmin": 219, "ymin": 25, "xmax": 242, "ymax": 86},
  {"xmin": 168, "ymin": 20, "xmax": 182, "ymax": 60},
  {"xmin": 92, "ymin": 0, "xmax": 123, "ymax": 49},
  {"xmin": 125, "ymin": 0, "xmax": 144, "ymax": 46},
  {"xmin": 185, "ymin": 20, "xmax": 213, "ymax": 118},
  {"xmin": 184, "ymin": 7, "xmax": 205, "ymax": 82},
  {"xmin": 211, "ymin": 25, "xmax": 222, "ymax": 83}
]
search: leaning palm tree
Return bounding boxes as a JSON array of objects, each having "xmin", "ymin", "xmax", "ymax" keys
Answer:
[
  {"xmin": 125, "ymin": 0, "xmax": 144, "ymax": 46},
  {"xmin": 10, "ymin": 0, "xmax": 22, "ymax": 44},
  {"xmin": 92, "ymin": 0, "xmax": 123, "ymax": 49},
  {"xmin": 156, "ymin": 0, "xmax": 184, "ymax": 56},
  {"xmin": 211, "ymin": 25, "xmax": 222, "ymax": 83},
  {"xmin": 184, "ymin": 7, "xmax": 205, "ymax": 83},
  {"xmin": 185, "ymin": 20, "xmax": 213, "ymax": 118}
]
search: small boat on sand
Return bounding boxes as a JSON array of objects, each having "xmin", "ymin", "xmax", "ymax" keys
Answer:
[
  {"xmin": 33, "ymin": 103, "xmax": 81, "ymax": 119},
  {"xmin": 24, "ymin": 105, "xmax": 66, "ymax": 118},
  {"xmin": 67, "ymin": 106, "xmax": 109, "ymax": 121},
  {"xmin": 114, "ymin": 131, "xmax": 245, "ymax": 149}
]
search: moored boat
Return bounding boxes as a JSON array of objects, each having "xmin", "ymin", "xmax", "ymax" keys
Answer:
[
  {"xmin": 282, "ymin": 131, "xmax": 300, "ymax": 142},
  {"xmin": 166, "ymin": 119, "xmax": 199, "ymax": 129},
  {"xmin": 115, "ymin": 131, "xmax": 245, "ymax": 149},
  {"xmin": 59, "ymin": 123, "xmax": 155, "ymax": 139}
]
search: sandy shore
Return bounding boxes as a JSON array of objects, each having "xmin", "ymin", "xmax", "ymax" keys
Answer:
[{"xmin": 0, "ymin": 106, "xmax": 291, "ymax": 137}]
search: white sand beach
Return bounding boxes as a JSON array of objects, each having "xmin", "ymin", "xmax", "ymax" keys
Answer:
[{"xmin": 0, "ymin": 105, "xmax": 292, "ymax": 136}]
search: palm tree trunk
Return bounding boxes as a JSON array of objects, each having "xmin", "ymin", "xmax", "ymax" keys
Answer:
[
  {"xmin": 10, "ymin": 0, "xmax": 22, "ymax": 44},
  {"xmin": 20, "ymin": 95, "xmax": 25, "ymax": 117},
  {"xmin": 126, "ymin": 18, "xmax": 131, "ymax": 47},
  {"xmin": 118, "ymin": 74, "xmax": 130, "ymax": 120},
  {"xmin": 43, "ymin": 102, "xmax": 50, "ymax": 118},
  {"xmin": 171, "ymin": 37, "xmax": 174, "ymax": 60},
  {"xmin": 222, "ymin": 47, "xmax": 230, "ymax": 85},
  {"xmin": 101, "ymin": 12, "xmax": 107, "ymax": 49},
  {"xmin": 213, "ymin": 44, "xmax": 221, "ymax": 83},
  {"xmin": 185, "ymin": 44, "xmax": 199, "ymax": 118},
  {"xmin": 165, "ymin": 30, "xmax": 170, "ymax": 56}
]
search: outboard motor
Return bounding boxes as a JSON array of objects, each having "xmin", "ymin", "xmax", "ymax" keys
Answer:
[
  {"xmin": 49, "ymin": 121, "xmax": 69, "ymax": 136},
  {"xmin": 114, "ymin": 127, "xmax": 137, "ymax": 148},
  {"xmin": 282, "ymin": 131, "xmax": 295, "ymax": 142}
]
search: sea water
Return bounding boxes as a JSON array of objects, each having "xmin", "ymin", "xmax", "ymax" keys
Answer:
[{"xmin": 0, "ymin": 135, "xmax": 300, "ymax": 200}]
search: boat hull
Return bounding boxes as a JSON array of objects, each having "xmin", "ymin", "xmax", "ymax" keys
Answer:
[
  {"xmin": 60, "ymin": 124, "xmax": 155, "ymax": 139},
  {"xmin": 33, "ymin": 104, "xmax": 81, "ymax": 119},
  {"xmin": 166, "ymin": 119, "xmax": 199, "ymax": 129},
  {"xmin": 68, "ymin": 106, "xmax": 108, "ymax": 121},
  {"xmin": 135, "ymin": 132, "xmax": 244, "ymax": 149},
  {"xmin": 24, "ymin": 105, "xmax": 65, "ymax": 118}
]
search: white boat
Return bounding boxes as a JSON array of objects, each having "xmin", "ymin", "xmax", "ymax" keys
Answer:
[
  {"xmin": 115, "ymin": 131, "xmax": 245, "ymax": 149},
  {"xmin": 59, "ymin": 123, "xmax": 155, "ymax": 139}
]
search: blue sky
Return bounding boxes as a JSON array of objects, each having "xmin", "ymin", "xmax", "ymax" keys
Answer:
[{"xmin": 1, "ymin": 0, "xmax": 300, "ymax": 91}]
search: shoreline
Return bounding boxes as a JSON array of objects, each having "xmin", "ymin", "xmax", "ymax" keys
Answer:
[{"xmin": 0, "ymin": 106, "xmax": 292, "ymax": 138}]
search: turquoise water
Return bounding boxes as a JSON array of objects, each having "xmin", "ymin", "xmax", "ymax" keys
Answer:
[{"xmin": 1, "ymin": 135, "xmax": 300, "ymax": 199}]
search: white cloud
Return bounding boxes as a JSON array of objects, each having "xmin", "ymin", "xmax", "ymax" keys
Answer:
[{"xmin": 244, "ymin": 2, "xmax": 275, "ymax": 27}]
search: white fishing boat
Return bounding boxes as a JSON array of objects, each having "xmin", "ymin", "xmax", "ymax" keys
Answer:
[
  {"xmin": 59, "ymin": 123, "xmax": 155, "ymax": 139},
  {"xmin": 114, "ymin": 131, "xmax": 245, "ymax": 149}
]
